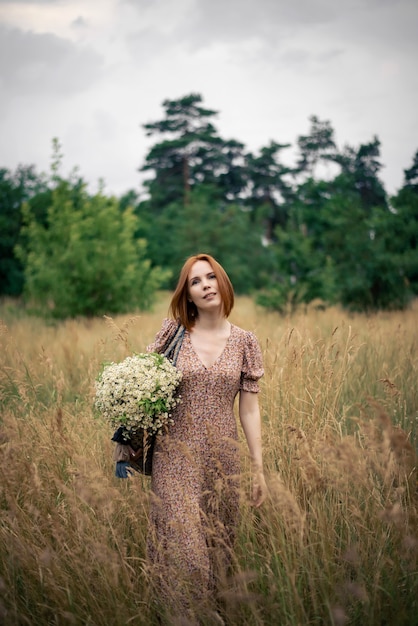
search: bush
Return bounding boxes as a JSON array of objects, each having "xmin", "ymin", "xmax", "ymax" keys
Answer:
[{"xmin": 16, "ymin": 179, "xmax": 167, "ymax": 318}]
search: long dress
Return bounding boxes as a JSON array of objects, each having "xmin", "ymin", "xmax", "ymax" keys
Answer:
[{"xmin": 146, "ymin": 318, "xmax": 264, "ymax": 612}]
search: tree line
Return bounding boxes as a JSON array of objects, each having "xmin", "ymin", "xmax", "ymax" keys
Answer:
[{"xmin": 1, "ymin": 94, "xmax": 417, "ymax": 318}]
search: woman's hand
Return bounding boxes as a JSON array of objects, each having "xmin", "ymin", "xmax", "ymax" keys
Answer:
[
  {"xmin": 251, "ymin": 469, "xmax": 267, "ymax": 507},
  {"xmin": 239, "ymin": 391, "xmax": 267, "ymax": 507}
]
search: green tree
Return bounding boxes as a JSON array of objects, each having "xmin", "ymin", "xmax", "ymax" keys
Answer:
[
  {"xmin": 329, "ymin": 136, "xmax": 387, "ymax": 211},
  {"xmin": 17, "ymin": 178, "xmax": 166, "ymax": 318},
  {"xmin": 246, "ymin": 141, "xmax": 294, "ymax": 240},
  {"xmin": 389, "ymin": 149, "xmax": 418, "ymax": 295},
  {"xmin": 0, "ymin": 165, "xmax": 47, "ymax": 296},
  {"xmin": 317, "ymin": 138, "xmax": 409, "ymax": 309},
  {"xmin": 257, "ymin": 226, "xmax": 338, "ymax": 313},
  {"xmin": 258, "ymin": 135, "xmax": 414, "ymax": 312},
  {"xmin": 141, "ymin": 94, "xmax": 248, "ymax": 209},
  {"xmin": 403, "ymin": 148, "xmax": 418, "ymax": 191},
  {"xmin": 137, "ymin": 184, "xmax": 269, "ymax": 293},
  {"xmin": 320, "ymin": 190, "xmax": 409, "ymax": 310},
  {"xmin": 296, "ymin": 115, "xmax": 337, "ymax": 177},
  {"xmin": 142, "ymin": 94, "xmax": 221, "ymax": 207}
]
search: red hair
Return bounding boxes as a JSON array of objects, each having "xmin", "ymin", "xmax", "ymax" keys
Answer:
[{"xmin": 169, "ymin": 254, "xmax": 235, "ymax": 330}]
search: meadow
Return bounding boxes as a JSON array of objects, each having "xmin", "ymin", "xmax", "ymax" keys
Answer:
[{"xmin": 0, "ymin": 294, "xmax": 417, "ymax": 625}]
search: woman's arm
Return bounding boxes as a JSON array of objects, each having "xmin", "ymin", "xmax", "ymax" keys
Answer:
[{"xmin": 239, "ymin": 390, "xmax": 267, "ymax": 507}]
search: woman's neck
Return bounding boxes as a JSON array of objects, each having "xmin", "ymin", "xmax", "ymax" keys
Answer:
[{"xmin": 193, "ymin": 310, "xmax": 228, "ymax": 331}]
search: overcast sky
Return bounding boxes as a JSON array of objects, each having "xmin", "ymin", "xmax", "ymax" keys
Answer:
[{"xmin": 0, "ymin": 0, "xmax": 417, "ymax": 197}]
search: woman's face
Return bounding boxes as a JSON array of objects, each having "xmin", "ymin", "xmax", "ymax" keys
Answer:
[{"xmin": 187, "ymin": 260, "xmax": 222, "ymax": 312}]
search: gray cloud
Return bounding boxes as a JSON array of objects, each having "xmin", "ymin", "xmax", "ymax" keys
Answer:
[
  {"xmin": 125, "ymin": 26, "xmax": 175, "ymax": 62},
  {"xmin": 167, "ymin": 0, "xmax": 418, "ymax": 56},
  {"xmin": 277, "ymin": 46, "xmax": 344, "ymax": 69},
  {"xmin": 119, "ymin": 0, "xmax": 157, "ymax": 8},
  {"xmin": 0, "ymin": 0, "xmax": 60, "ymax": 3},
  {"xmin": 279, "ymin": 49, "xmax": 310, "ymax": 66},
  {"xmin": 175, "ymin": 0, "xmax": 338, "ymax": 50},
  {"xmin": 0, "ymin": 26, "xmax": 103, "ymax": 96},
  {"xmin": 71, "ymin": 16, "xmax": 88, "ymax": 29},
  {"xmin": 316, "ymin": 49, "xmax": 344, "ymax": 63}
]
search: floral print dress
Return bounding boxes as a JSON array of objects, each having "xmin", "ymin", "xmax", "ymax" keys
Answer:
[{"xmin": 146, "ymin": 318, "xmax": 264, "ymax": 610}]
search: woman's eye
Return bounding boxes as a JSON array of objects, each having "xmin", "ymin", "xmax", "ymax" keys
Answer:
[{"xmin": 209, "ymin": 274, "xmax": 216, "ymax": 279}]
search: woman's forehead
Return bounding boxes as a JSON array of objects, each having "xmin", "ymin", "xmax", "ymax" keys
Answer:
[{"xmin": 188, "ymin": 259, "xmax": 213, "ymax": 279}]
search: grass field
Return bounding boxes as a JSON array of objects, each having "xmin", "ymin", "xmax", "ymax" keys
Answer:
[{"xmin": 0, "ymin": 294, "xmax": 417, "ymax": 625}]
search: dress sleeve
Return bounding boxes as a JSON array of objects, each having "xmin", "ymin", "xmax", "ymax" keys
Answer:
[
  {"xmin": 146, "ymin": 318, "xmax": 178, "ymax": 354},
  {"xmin": 240, "ymin": 331, "xmax": 264, "ymax": 393}
]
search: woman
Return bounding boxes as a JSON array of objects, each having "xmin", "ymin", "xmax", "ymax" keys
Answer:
[{"xmin": 146, "ymin": 253, "xmax": 267, "ymax": 619}]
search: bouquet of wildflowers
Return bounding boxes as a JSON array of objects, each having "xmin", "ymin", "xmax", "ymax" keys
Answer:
[{"xmin": 95, "ymin": 352, "xmax": 182, "ymax": 437}]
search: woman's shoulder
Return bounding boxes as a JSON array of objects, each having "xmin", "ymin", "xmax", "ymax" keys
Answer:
[
  {"xmin": 231, "ymin": 324, "xmax": 264, "ymax": 388},
  {"xmin": 147, "ymin": 318, "xmax": 179, "ymax": 353},
  {"xmin": 230, "ymin": 324, "xmax": 262, "ymax": 358},
  {"xmin": 230, "ymin": 323, "xmax": 259, "ymax": 342},
  {"xmin": 159, "ymin": 318, "xmax": 178, "ymax": 333}
]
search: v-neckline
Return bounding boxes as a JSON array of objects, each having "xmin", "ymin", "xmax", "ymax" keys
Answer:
[{"xmin": 188, "ymin": 324, "xmax": 233, "ymax": 370}]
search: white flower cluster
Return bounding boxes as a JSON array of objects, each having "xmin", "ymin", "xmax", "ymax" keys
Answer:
[{"xmin": 95, "ymin": 352, "xmax": 182, "ymax": 435}]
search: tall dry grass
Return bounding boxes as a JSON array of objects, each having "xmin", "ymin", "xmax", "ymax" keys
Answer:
[{"xmin": 0, "ymin": 295, "xmax": 417, "ymax": 625}]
